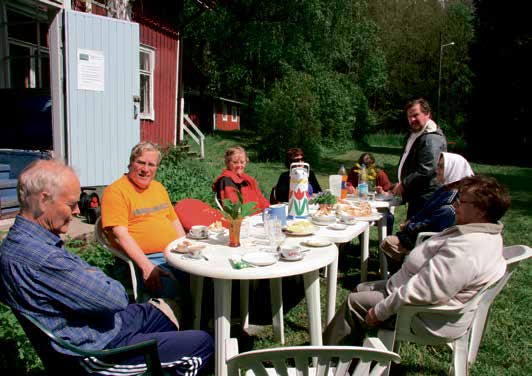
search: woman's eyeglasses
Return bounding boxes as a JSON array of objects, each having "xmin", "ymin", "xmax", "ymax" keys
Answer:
[{"xmin": 292, "ymin": 157, "xmax": 304, "ymax": 162}]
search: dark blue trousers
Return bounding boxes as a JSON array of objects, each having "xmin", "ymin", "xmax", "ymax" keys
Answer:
[{"xmin": 83, "ymin": 303, "xmax": 213, "ymax": 375}]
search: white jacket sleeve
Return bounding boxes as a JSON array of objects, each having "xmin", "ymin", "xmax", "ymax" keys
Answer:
[{"xmin": 374, "ymin": 236, "xmax": 475, "ymax": 321}]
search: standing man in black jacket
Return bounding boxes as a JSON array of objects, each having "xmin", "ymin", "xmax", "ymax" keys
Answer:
[{"xmin": 392, "ymin": 98, "xmax": 447, "ymax": 218}]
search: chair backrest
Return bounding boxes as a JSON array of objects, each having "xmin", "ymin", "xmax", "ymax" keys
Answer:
[
  {"xmin": 466, "ymin": 244, "xmax": 532, "ymax": 365},
  {"xmin": 174, "ymin": 198, "xmax": 225, "ymax": 231},
  {"xmin": 214, "ymin": 193, "xmax": 224, "ymax": 211},
  {"xmin": 14, "ymin": 310, "xmax": 164, "ymax": 376},
  {"xmin": 269, "ymin": 185, "xmax": 277, "ymax": 204},
  {"xmin": 94, "ymin": 217, "xmax": 140, "ymax": 302},
  {"xmin": 226, "ymin": 338, "xmax": 400, "ymax": 376}
]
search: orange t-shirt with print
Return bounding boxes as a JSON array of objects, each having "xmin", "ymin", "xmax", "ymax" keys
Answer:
[{"xmin": 101, "ymin": 175, "xmax": 178, "ymax": 254}]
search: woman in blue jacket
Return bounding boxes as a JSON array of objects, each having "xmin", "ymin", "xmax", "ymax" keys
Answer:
[{"xmin": 381, "ymin": 152, "xmax": 474, "ymax": 271}]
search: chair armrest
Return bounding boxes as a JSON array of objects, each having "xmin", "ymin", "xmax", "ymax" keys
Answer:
[
  {"xmin": 18, "ymin": 312, "xmax": 163, "ymax": 375},
  {"xmin": 363, "ymin": 337, "xmax": 387, "ymax": 351},
  {"xmin": 225, "ymin": 338, "xmax": 240, "ymax": 362}
]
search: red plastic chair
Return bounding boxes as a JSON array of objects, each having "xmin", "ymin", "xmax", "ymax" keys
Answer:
[{"xmin": 174, "ymin": 198, "xmax": 226, "ymax": 232}]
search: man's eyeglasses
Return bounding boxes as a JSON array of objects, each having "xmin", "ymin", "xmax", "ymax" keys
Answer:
[
  {"xmin": 292, "ymin": 157, "xmax": 304, "ymax": 162},
  {"xmin": 134, "ymin": 160, "xmax": 158, "ymax": 169}
]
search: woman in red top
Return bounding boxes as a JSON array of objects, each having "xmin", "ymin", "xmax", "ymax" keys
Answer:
[
  {"xmin": 212, "ymin": 146, "xmax": 270, "ymax": 212},
  {"xmin": 346, "ymin": 152, "xmax": 391, "ymax": 194}
]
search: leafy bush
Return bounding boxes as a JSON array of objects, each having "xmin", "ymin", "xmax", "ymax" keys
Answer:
[
  {"xmin": 254, "ymin": 69, "xmax": 322, "ymax": 166},
  {"xmin": 66, "ymin": 239, "xmax": 116, "ymax": 276},
  {"xmin": 157, "ymin": 156, "xmax": 218, "ymax": 207},
  {"xmin": 0, "ymin": 303, "xmax": 42, "ymax": 374}
]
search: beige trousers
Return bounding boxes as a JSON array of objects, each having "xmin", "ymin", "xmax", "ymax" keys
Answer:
[{"xmin": 322, "ymin": 280, "xmax": 394, "ymax": 346}]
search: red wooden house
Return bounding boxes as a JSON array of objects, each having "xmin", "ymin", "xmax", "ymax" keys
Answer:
[
  {"xmin": 213, "ymin": 97, "xmax": 242, "ymax": 131},
  {"xmin": 184, "ymin": 93, "xmax": 244, "ymax": 132}
]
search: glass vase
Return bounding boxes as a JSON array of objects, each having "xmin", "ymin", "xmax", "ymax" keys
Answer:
[{"xmin": 228, "ymin": 217, "xmax": 243, "ymax": 247}]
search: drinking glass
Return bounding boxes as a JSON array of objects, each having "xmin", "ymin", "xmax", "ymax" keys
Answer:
[{"xmin": 267, "ymin": 218, "xmax": 285, "ymax": 253}]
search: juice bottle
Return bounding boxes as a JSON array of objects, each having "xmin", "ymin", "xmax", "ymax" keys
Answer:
[
  {"xmin": 338, "ymin": 164, "xmax": 348, "ymax": 199},
  {"xmin": 358, "ymin": 164, "xmax": 368, "ymax": 200}
]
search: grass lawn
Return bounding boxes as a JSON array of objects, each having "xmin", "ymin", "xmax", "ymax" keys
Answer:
[
  {"xmin": 193, "ymin": 132, "xmax": 531, "ymax": 375},
  {"xmin": 1, "ymin": 131, "xmax": 530, "ymax": 375}
]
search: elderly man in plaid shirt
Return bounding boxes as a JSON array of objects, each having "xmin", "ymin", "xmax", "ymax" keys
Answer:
[{"xmin": 0, "ymin": 160, "xmax": 213, "ymax": 375}]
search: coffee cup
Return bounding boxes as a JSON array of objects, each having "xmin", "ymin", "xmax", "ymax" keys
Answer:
[
  {"xmin": 280, "ymin": 245, "xmax": 302, "ymax": 260},
  {"xmin": 190, "ymin": 225, "xmax": 208, "ymax": 238},
  {"xmin": 263, "ymin": 204, "xmax": 287, "ymax": 226}
]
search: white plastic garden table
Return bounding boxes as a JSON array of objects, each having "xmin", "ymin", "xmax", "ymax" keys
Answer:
[
  {"xmin": 165, "ymin": 215, "xmax": 369, "ymax": 376},
  {"xmin": 345, "ymin": 195, "xmax": 402, "ymax": 278}
]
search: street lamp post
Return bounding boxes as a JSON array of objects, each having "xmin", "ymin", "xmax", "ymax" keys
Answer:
[{"xmin": 437, "ymin": 38, "xmax": 455, "ymax": 124}]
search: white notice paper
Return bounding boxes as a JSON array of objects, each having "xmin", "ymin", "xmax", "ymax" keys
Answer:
[{"xmin": 77, "ymin": 49, "xmax": 104, "ymax": 91}]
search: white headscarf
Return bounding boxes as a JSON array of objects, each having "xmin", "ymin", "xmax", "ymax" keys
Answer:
[{"xmin": 441, "ymin": 152, "xmax": 474, "ymax": 184}]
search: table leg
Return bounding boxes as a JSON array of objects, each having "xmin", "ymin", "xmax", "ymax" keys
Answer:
[
  {"xmin": 240, "ymin": 280, "xmax": 249, "ymax": 330},
  {"xmin": 378, "ymin": 209, "xmax": 389, "ymax": 279},
  {"xmin": 303, "ymin": 270, "xmax": 322, "ymax": 346},
  {"xmin": 326, "ymin": 255, "xmax": 338, "ymax": 326},
  {"xmin": 190, "ymin": 275, "xmax": 204, "ymax": 330},
  {"xmin": 214, "ymin": 279, "xmax": 232, "ymax": 376},
  {"xmin": 360, "ymin": 224, "xmax": 370, "ymax": 282},
  {"xmin": 270, "ymin": 278, "xmax": 284, "ymax": 344}
]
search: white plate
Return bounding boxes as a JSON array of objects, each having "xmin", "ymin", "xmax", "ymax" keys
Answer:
[
  {"xmin": 301, "ymin": 238, "xmax": 332, "ymax": 247},
  {"xmin": 283, "ymin": 222, "xmax": 320, "ymax": 236},
  {"xmin": 311, "ymin": 216, "xmax": 336, "ymax": 225},
  {"xmin": 328, "ymin": 223, "xmax": 347, "ymax": 230},
  {"xmin": 242, "ymin": 252, "xmax": 278, "ymax": 266},
  {"xmin": 166, "ymin": 239, "xmax": 193, "ymax": 253},
  {"xmin": 283, "ymin": 225, "xmax": 319, "ymax": 236},
  {"xmin": 280, "ymin": 254, "xmax": 304, "ymax": 261},
  {"xmin": 375, "ymin": 194, "xmax": 393, "ymax": 201},
  {"xmin": 352, "ymin": 213, "xmax": 382, "ymax": 221}
]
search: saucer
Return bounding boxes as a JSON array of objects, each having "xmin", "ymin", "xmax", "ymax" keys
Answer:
[
  {"xmin": 280, "ymin": 254, "xmax": 304, "ymax": 261},
  {"xmin": 328, "ymin": 223, "xmax": 347, "ymax": 231},
  {"xmin": 186, "ymin": 233, "xmax": 209, "ymax": 240}
]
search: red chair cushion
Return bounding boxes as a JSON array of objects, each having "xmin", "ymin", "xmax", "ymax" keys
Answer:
[{"xmin": 174, "ymin": 198, "xmax": 227, "ymax": 232}]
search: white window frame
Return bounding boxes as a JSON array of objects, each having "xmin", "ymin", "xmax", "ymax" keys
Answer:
[
  {"xmin": 222, "ymin": 102, "xmax": 228, "ymax": 121},
  {"xmin": 231, "ymin": 105, "xmax": 238, "ymax": 122},
  {"xmin": 139, "ymin": 45, "xmax": 155, "ymax": 121}
]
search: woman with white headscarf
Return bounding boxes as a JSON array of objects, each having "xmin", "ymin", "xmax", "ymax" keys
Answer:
[{"xmin": 380, "ymin": 152, "xmax": 474, "ymax": 269}]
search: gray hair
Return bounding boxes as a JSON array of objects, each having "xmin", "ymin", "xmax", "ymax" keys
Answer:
[
  {"xmin": 224, "ymin": 146, "xmax": 248, "ymax": 168},
  {"xmin": 129, "ymin": 141, "xmax": 161, "ymax": 167},
  {"xmin": 17, "ymin": 159, "xmax": 76, "ymax": 211}
]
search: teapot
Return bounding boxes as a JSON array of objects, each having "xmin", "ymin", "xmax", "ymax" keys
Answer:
[{"xmin": 288, "ymin": 162, "xmax": 310, "ymax": 218}]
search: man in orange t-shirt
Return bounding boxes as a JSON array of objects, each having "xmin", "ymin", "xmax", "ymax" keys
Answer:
[{"xmin": 101, "ymin": 142, "xmax": 186, "ymax": 297}]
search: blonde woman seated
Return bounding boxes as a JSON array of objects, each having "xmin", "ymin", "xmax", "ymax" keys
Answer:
[{"xmin": 212, "ymin": 146, "xmax": 270, "ymax": 213}]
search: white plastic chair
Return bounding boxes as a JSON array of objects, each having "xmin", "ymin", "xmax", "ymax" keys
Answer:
[
  {"xmin": 226, "ymin": 337, "xmax": 400, "ymax": 376},
  {"xmin": 94, "ymin": 217, "xmax": 142, "ymax": 302},
  {"xmin": 215, "ymin": 193, "xmax": 224, "ymax": 211},
  {"xmin": 376, "ymin": 244, "xmax": 532, "ymax": 376}
]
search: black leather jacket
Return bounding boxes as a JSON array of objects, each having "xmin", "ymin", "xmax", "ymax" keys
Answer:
[{"xmin": 400, "ymin": 127, "xmax": 447, "ymax": 214}]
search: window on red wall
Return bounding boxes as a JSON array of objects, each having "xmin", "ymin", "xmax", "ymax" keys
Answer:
[
  {"xmin": 222, "ymin": 102, "xmax": 228, "ymax": 121},
  {"xmin": 231, "ymin": 105, "xmax": 238, "ymax": 122},
  {"xmin": 139, "ymin": 45, "xmax": 155, "ymax": 120}
]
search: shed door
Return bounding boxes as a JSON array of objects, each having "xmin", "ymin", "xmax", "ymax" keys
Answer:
[{"xmin": 63, "ymin": 10, "xmax": 139, "ymax": 187}]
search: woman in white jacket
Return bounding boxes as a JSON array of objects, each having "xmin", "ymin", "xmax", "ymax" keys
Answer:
[{"xmin": 323, "ymin": 175, "xmax": 511, "ymax": 345}]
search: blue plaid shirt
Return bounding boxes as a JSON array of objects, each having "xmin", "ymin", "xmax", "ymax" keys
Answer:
[{"xmin": 0, "ymin": 215, "xmax": 129, "ymax": 356}]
